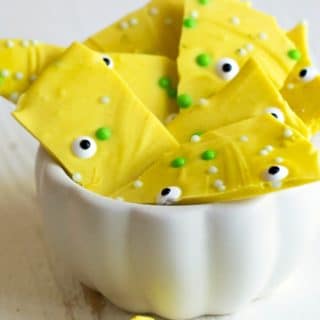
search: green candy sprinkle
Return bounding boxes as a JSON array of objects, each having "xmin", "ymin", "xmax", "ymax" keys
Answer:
[
  {"xmin": 184, "ymin": 17, "xmax": 197, "ymax": 28},
  {"xmin": 158, "ymin": 76, "xmax": 171, "ymax": 89},
  {"xmin": 288, "ymin": 49, "xmax": 302, "ymax": 61},
  {"xmin": 167, "ymin": 87, "xmax": 178, "ymax": 99},
  {"xmin": 171, "ymin": 157, "xmax": 186, "ymax": 168},
  {"xmin": 177, "ymin": 94, "xmax": 193, "ymax": 109},
  {"xmin": 193, "ymin": 131, "xmax": 204, "ymax": 136},
  {"xmin": 198, "ymin": 0, "xmax": 210, "ymax": 4},
  {"xmin": 201, "ymin": 150, "xmax": 217, "ymax": 161},
  {"xmin": 96, "ymin": 127, "xmax": 112, "ymax": 140},
  {"xmin": 196, "ymin": 54, "xmax": 212, "ymax": 67}
]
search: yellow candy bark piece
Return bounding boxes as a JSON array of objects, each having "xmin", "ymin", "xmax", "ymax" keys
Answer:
[
  {"xmin": 0, "ymin": 39, "xmax": 63, "ymax": 102},
  {"xmin": 0, "ymin": 40, "xmax": 178, "ymax": 122},
  {"xmin": 13, "ymin": 43, "xmax": 179, "ymax": 196},
  {"xmin": 178, "ymin": 0, "xmax": 296, "ymax": 107},
  {"xmin": 109, "ymin": 53, "xmax": 179, "ymax": 121},
  {"xmin": 168, "ymin": 59, "xmax": 309, "ymax": 142},
  {"xmin": 281, "ymin": 22, "xmax": 320, "ymax": 133},
  {"xmin": 113, "ymin": 114, "xmax": 320, "ymax": 204},
  {"xmin": 84, "ymin": 0, "xmax": 184, "ymax": 59}
]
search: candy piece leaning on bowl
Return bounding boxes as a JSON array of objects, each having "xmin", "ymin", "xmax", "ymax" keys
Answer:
[
  {"xmin": 281, "ymin": 22, "xmax": 320, "ymax": 134},
  {"xmin": 0, "ymin": 39, "xmax": 64, "ymax": 103},
  {"xmin": 177, "ymin": 0, "xmax": 297, "ymax": 108},
  {"xmin": 13, "ymin": 42, "xmax": 179, "ymax": 197},
  {"xmin": 167, "ymin": 58, "xmax": 310, "ymax": 143},
  {"xmin": 0, "ymin": 42, "xmax": 179, "ymax": 123},
  {"xmin": 113, "ymin": 114, "xmax": 320, "ymax": 204}
]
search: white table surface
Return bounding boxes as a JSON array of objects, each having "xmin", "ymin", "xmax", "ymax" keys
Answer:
[{"xmin": 0, "ymin": 0, "xmax": 320, "ymax": 319}]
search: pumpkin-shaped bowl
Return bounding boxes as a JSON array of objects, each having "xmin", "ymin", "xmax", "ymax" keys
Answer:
[{"xmin": 35, "ymin": 147, "xmax": 320, "ymax": 320}]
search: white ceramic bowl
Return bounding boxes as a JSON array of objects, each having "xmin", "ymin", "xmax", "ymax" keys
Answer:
[{"xmin": 36, "ymin": 147, "xmax": 319, "ymax": 320}]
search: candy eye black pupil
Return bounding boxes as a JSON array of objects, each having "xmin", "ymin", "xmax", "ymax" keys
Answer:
[
  {"xmin": 222, "ymin": 63, "xmax": 232, "ymax": 72},
  {"xmin": 103, "ymin": 57, "xmax": 111, "ymax": 66},
  {"xmin": 80, "ymin": 140, "xmax": 91, "ymax": 150},
  {"xmin": 271, "ymin": 112, "xmax": 278, "ymax": 119},
  {"xmin": 299, "ymin": 69, "xmax": 307, "ymax": 78},
  {"xmin": 268, "ymin": 166, "xmax": 280, "ymax": 175},
  {"xmin": 161, "ymin": 188, "xmax": 171, "ymax": 196}
]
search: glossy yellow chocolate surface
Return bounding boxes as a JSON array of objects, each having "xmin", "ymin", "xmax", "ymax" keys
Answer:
[
  {"xmin": 0, "ymin": 39, "xmax": 63, "ymax": 102},
  {"xmin": 13, "ymin": 43, "xmax": 179, "ymax": 196},
  {"xmin": 114, "ymin": 115, "xmax": 320, "ymax": 204},
  {"xmin": 168, "ymin": 59, "xmax": 309, "ymax": 143},
  {"xmin": 84, "ymin": 0, "xmax": 184, "ymax": 59},
  {"xmin": 281, "ymin": 22, "xmax": 320, "ymax": 133},
  {"xmin": 178, "ymin": 0, "xmax": 297, "ymax": 107}
]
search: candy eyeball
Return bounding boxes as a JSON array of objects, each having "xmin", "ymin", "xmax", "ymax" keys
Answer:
[
  {"xmin": 298, "ymin": 66, "xmax": 318, "ymax": 82},
  {"xmin": 262, "ymin": 165, "xmax": 289, "ymax": 182},
  {"xmin": 102, "ymin": 55, "xmax": 114, "ymax": 68},
  {"xmin": 157, "ymin": 186, "xmax": 182, "ymax": 205},
  {"xmin": 215, "ymin": 58, "xmax": 240, "ymax": 81},
  {"xmin": 72, "ymin": 136, "xmax": 97, "ymax": 159},
  {"xmin": 265, "ymin": 107, "xmax": 285, "ymax": 123}
]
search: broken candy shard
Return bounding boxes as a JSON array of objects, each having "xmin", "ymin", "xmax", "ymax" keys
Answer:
[
  {"xmin": 178, "ymin": 0, "xmax": 296, "ymax": 107},
  {"xmin": 281, "ymin": 22, "xmax": 320, "ymax": 134},
  {"xmin": 84, "ymin": 0, "xmax": 184, "ymax": 59},
  {"xmin": 13, "ymin": 42, "xmax": 179, "ymax": 197},
  {"xmin": 168, "ymin": 59, "xmax": 309, "ymax": 143},
  {"xmin": 113, "ymin": 114, "xmax": 320, "ymax": 204}
]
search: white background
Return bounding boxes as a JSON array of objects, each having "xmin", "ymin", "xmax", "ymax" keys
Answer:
[{"xmin": 0, "ymin": 0, "xmax": 320, "ymax": 319}]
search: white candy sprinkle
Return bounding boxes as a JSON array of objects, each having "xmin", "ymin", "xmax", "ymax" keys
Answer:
[
  {"xmin": 30, "ymin": 39, "xmax": 39, "ymax": 45},
  {"xmin": 149, "ymin": 7, "xmax": 159, "ymax": 16},
  {"xmin": 265, "ymin": 145, "xmax": 274, "ymax": 152},
  {"xmin": 72, "ymin": 172, "xmax": 82, "ymax": 183},
  {"xmin": 275, "ymin": 157, "xmax": 284, "ymax": 164},
  {"xmin": 191, "ymin": 10, "xmax": 199, "ymax": 18},
  {"xmin": 230, "ymin": 16, "xmax": 240, "ymax": 25},
  {"xmin": 119, "ymin": 21, "xmax": 129, "ymax": 30},
  {"xmin": 21, "ymin": 40, "xmax": 30, "ymax": 47},
  {"xmin": 208, "ymin": 166, "xmax": 219, "ymax": 174},
  {"xmin": 258, "ymin": 32, "xmax": 268, "ymax": 40},
  {"xmin": 271, "ymin": 181, "xmax": 282, "ymax": 189},
  {"xmin": 164, "ymin": 113, "xmax": 177, "ymax": 124},
  {"xmin": 287, "ymin": 83, "xmax": 295, "ymax": 90},
  {"xmin": 164, "ymin": 17, "xmax": 173, "ymax": 25},
  {"xmin": 217, "ymin": 185, "xmax": 226, "ymax": 192},
  {"xmin": 129, "ymin": 18, "xmax": 139, "ymax": 26},
  {"xmin": 246, "ymin": 43, "xmax": 254, "ymax": 51},
  {"xmin": 100, "ymin": 96, "xmax": 110, "ymax": 104},
  {"xmin": 259, "ymin": 149, "xmax": 269, "ymax": 156},
  {"xmin": 214, "ymin": 179, "xmax": 224, "ymax": 188},
  {"xmin": 133, "ymin": 180, "xmax": 144, "ymax": 189},
  {"xmin": 15, "ymin": 72, "xmax": 24, "ymax": 80},
  {"xmin": 1, "ymin": 69, "xmax": 10, "ymax": 78},
  {"xmin": 9, "ymin": 92, "xmax": 20, "ymax": 103},
  {"xmin": 6, "ymin": 40, "xmax": 14, "ymax": 48},
  {"xmin": 237, "ymin": 48, "xmax": 248, "ymax": 57},
  {"xmin": 283, "ymin": 128, "xmax": 293, "ymax": 138},
  {"xmin": 199, "ymin": 98, "xmax": 209, "ymax": 106},
  {"xmin": 29, "ymin": 74, "xmax": 37, "ymax": 82},
  {"xmin": 240, "ymin": 135, "xmax": 249, "ymax": 142},
  {"xmin": 190, "ymin": 134, "xmax": 201, "ymax": 143}
]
